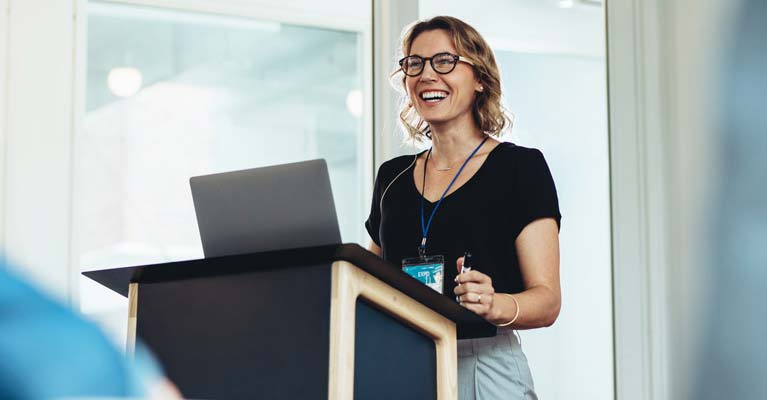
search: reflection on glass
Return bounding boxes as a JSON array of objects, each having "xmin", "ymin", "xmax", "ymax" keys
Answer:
[{"xmin": 78, "ymin": 2, "xmax": 365, "ymax": 343}]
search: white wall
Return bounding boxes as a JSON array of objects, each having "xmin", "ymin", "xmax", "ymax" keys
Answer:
[
  {"xmin": 0, "ymin": 0, "xmax": 7, "ymax": 250},
  {"xmin": 1, "ymin": 0, "xmax": 77, "ymax": 300},
  {"xmin": 372, "ymin": 0, "xmax": 419, "ymax": 168}
]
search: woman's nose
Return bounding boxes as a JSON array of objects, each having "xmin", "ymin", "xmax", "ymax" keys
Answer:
[{"xmin": 419, "ymin": 61, "xmax": 439, "ymax": 81}]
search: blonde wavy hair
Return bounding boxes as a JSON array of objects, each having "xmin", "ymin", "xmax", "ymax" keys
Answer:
[{"xmin": 395, "ymin": 16, "xmax": 512, "ymax": 143}]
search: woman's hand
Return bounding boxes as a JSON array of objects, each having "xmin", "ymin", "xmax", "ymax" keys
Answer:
[
  {"xmin": 453, "ymin": 218, "xmax": 561, "ymax": 329},
  {"xmin": 453, "ymin": 256, "xmax": 500, "ymax": 322}
]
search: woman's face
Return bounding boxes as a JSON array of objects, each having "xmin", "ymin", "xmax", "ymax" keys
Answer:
[{"xmin": 405, "ymin": 29, "xmax": 481, "ymax": 129}]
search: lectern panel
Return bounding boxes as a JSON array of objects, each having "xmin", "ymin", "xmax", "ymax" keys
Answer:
[
  {"xmin": 137, "ymin": 263, "xmax": 332, "ymax": 399},
  {"xmin": 353, "ymin": 298, "xmax": 437, "ymax": 400}
]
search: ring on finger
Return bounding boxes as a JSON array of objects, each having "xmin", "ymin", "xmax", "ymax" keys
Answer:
[{"xmin": 477, "ymin": 294, "xmax": 482, "ymax": 303}]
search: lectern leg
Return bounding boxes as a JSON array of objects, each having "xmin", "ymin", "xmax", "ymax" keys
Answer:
[
  {"xmin": 126, "ymin": 282, "xmax": 139, "ymax": 357},
  {"xmin": 328, "ymin": 261, "xmax": 457, "ymax": 400}
]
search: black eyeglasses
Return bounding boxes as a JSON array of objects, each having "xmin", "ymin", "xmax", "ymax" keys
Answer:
[{"xmin": 397, "ymin": 52, "xmax": 475, "ymax": 77}]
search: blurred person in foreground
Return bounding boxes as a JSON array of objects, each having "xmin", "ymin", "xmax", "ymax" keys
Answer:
[{"xmin": 0, "ymin": 257, "xmax": 181, "ymax": 399}]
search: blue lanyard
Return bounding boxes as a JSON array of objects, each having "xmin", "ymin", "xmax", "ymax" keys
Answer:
[{"xmin": 419, "ymin": 136, "xmax": 489, "ymax": 258}]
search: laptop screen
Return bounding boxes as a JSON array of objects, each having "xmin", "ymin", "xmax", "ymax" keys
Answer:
[{"xmin": 190, "ymin": 159, "xmax": 341, "ymax": 258}]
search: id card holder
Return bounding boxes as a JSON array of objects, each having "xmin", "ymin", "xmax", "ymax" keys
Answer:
[{"xmin": 402, "ymin": 255, "xmax": 445, "ymax": 294}]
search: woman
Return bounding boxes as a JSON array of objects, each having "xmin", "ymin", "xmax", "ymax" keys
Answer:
[{"xmin": 365, "ymin": 16, "xmax": 561, "ymax": 399}]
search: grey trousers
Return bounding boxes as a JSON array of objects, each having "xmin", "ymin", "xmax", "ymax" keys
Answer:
[{"xmin": 457, "ymin": 329, "xmax": 538, "ymax": 400}]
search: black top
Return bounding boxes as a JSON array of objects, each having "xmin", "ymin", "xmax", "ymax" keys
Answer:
[{"xmin": 365, "ymin": 141, "xmax": 562, "ymax": 297}]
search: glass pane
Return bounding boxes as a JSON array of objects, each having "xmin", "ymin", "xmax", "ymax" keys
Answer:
[
  {"xmin": 418, "ymin": 2, "xmax": 613, "ymax": 399},
  {"xmin": 497, "ymin": 50, "xmax": 612, "ymax": 400},
  {"xmin": 77, "ymin": 1, "xmax": 367, "ymax": 344}
]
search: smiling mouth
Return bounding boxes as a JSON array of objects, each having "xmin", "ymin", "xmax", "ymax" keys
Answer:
[{"xmin": 419, "ymin": 90, "xmax": 449, "ymax": 104}]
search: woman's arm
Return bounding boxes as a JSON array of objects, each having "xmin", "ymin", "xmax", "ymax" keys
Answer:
[
  {"xmin": 497, "ymin": 217, "xmax": 561, "ymax": 328},
  {"xmin": 368, "ymin": 241, "xmax": 382, "ymax": 257},
  {"xmin": 455, "ymin": 217, "xmax": 561, "ymax": 329}
]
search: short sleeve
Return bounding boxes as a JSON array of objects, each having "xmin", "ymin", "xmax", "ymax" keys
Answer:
[
  {"xmin": 364, "ymin": 165, "xmax": 385, "ymax": 246},
  {"xmin": 509, "ymin": 148, "xmax": 562, "ymax": 239}
]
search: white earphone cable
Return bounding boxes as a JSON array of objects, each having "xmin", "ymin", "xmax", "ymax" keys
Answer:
[{"xmin": 379, "ymin": 154, "xmax": 418, "ymax": 212}]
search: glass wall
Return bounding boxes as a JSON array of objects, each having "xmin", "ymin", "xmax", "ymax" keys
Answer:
[
  {"xmin": 418, "ymin": 1, "xmax": 613, "ymax": 399},
  {"xmin": 77, "ymin": 1, "xmax": 368, "ymax": 343}
]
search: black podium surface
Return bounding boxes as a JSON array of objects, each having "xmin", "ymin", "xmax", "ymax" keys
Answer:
[
  {"xmin": 84, "ymin": 244, "xmax": 495, "ymax": 339},
  {"xmin": 84, "ymin": 244, "xmax": 495, "ymax": 399}
]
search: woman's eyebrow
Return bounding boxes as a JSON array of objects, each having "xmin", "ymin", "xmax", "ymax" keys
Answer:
[{"xmin": 408, "ymin": 50, "xmax": 454, "ymax": 57}]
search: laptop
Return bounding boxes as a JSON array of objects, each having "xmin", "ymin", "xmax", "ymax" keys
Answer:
[{"xmin": 190, "ymin": 159, "xmax": 342, "ymax": 258}]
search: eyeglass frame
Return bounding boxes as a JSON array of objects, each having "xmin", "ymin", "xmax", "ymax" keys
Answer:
[{"xmin": 396, "ymin": 52, "xmax": 475, "ymax": 77}]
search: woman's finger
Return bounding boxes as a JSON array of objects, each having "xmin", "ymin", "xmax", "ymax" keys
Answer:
[
  {"xmin": 455, "ymin": 256, "xmax": 465, "ymax": 273},
  {"xmin": 458, "ymin": 292, "xmax": 484, "ymax": 304},
  {"xmin": 455, "ymin": 270, "xmax": 491, "ymax": 285},
  {"xmin": 453, "ymin": 282, "xmax": 488, "ymax": 296}
]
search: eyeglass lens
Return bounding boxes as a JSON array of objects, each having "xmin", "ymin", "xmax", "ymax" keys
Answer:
[{"xmin": 402, "ymin": 53, "xmax": 457, "ymax": 76}]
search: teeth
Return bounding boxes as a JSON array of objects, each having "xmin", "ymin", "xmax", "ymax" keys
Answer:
[{"xmin": 420, "ymin": 91, "xmax": 448, "ymax": 101}]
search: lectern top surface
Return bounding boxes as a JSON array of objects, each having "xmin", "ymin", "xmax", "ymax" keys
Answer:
[{"xmin": 83, "ymin": 243, "xmax": 496, "ymax": 338}]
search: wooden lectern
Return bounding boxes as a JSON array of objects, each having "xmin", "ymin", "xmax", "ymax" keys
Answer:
[{"xmin": 84, "ymin": 244, "xmax": 494, "ymax": 399}]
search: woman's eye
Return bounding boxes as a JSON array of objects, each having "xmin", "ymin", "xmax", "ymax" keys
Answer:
[{"xmin": 408, "ymin": 61, "xmax": 423, "ymax": 70}]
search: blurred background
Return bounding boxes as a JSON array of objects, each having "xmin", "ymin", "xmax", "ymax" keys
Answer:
[{"xmin": 0, "ymin": 0, "xmax": 763, "ymax": 399}]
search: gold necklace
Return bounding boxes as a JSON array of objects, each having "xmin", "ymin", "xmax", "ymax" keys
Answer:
[{"xmin": 431, "ymin": 148, "xmax": 479, "ymax": 171}]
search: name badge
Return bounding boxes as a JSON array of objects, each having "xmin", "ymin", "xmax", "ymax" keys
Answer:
[{"xmin": 401, "ymin": 255, "xmax": 445, "ymax": 294}]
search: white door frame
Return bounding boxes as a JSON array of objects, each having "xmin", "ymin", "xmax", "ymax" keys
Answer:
[{"xmin": 606, "ymin": 0, "xmax": 670, "ymax": 399}]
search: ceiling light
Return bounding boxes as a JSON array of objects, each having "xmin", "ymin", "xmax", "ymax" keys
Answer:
[
  {"xmin": 107, "ymin": 67, "xmax": 143, "ymax": 97},
  {"xmin": 346, "ymin": 89, "xmax": 363, "ymax": 118},
  {"xmin": 558, "ymin": 0, "xmax": 575, "ymax": 8}
]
